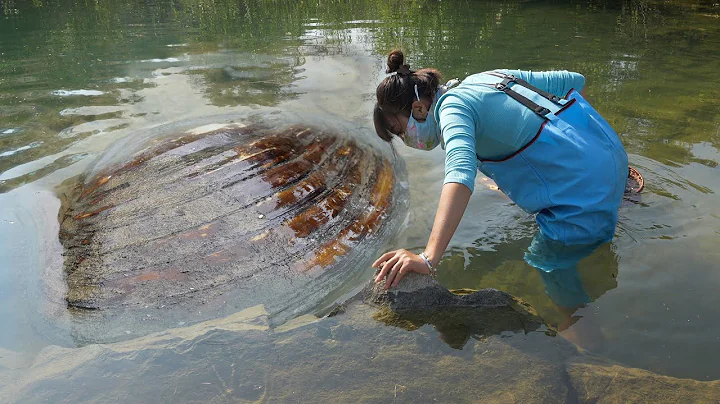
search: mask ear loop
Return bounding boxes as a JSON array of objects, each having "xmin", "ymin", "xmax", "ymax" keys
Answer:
[{"xmin": 411, "ymin": 84, "xmax": 429, "ymax": 122}]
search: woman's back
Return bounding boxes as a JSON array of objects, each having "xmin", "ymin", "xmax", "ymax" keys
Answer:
[{"xmin": 437, "ymin": 69, "xmax": 586, "ymax": 193}]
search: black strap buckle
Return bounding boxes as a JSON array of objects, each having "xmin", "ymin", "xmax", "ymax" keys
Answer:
[
  {"xmin": 496, "ymin": 77, "xmax": 515, "ymax": 91},
  {"xmin": 486, "ymin": 73, "xmax": 554, "ymax": 119},
  {"xmin": 534, "ymin": 106, "xmax": 551, "ymax": 115}
]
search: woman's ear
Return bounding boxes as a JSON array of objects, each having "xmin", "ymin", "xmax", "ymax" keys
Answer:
[{"xmin": 411, "ymin": 100, "xmax": 429, "ymax": 122}]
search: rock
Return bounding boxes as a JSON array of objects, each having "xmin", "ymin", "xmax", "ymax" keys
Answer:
[
  {"xmin": 361, "ymin": 272, "xmax": 546, "ymax": 349},
  {"xmin": 364, "ymin": 272, "xmax": 518, "ymax": 311},
  {"xmin": 3, "ymin": 300, "xmax": 720, "ymax": 403},
  {"xmin": 568, "ymin": 361, "xmax": 720, "ymax": 403}
]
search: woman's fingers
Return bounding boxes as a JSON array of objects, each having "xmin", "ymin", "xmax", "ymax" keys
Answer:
[
  {"xmin": 383, "ymin": 259, "xmax": 405, "ymax": 290},
  {"xmin": 372, "ymin": 251, "xmax": 397, "ymax": 268},
  {"xmin": 373, "ymin": 249, "xmax": 423, "ymax": 288},
  {"xmin": 391, "ymin": 263, "xmax": 408, "ymax": 288},
  {"xmin": 374, "ymin": 255, "xmax": 399, "ymax": 283}
]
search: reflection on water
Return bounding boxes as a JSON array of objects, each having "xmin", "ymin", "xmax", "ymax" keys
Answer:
[
  {"xmin": 0, "ymin": 0, "xmax": 720, "ymax": 388},
  {"xmin": 525, "ymin": 232, "xmax": 617, "ymax": 333},
  {"xmin": 437, "ymin": 229, "xmax": 619, "ymax": 336}
]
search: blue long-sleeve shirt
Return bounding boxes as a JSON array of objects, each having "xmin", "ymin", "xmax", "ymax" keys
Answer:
[{"xmin": 436, "ymin": 69, "xmax": 585, "ymax": 193}]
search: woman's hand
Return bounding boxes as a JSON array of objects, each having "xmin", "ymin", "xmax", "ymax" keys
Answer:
[
  {"xmin": 372, "ymin": 249, "xmax": 429, "ymax": 289},
  {"xmin": 371, "ymin": 182, "xmax": 472, "ymax": 289}
]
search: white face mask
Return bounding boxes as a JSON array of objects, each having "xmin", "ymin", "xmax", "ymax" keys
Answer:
[{"xmin": 403, "ymin": 85, "xmax": 444, "ymax": 151}]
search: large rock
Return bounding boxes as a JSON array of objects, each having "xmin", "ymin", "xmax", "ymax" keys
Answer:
[
  {"xmin": 358, "ymin": 272, "xmax": 545, "ymax": 348},
  {"xmin": 364, "ymin": 271, "xmax": 530, "ymax": 311},
  {"xmin": 568, "ymin": 362, "xmax": 720, "ymax": 403}
]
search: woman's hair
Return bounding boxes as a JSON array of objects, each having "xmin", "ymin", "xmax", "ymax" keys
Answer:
[{"xmin": 373, "ymin": 50, "xmax": 442, "ymax": 142}]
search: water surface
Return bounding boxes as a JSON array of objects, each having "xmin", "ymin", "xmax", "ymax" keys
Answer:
[{"xmin": 1, "ymin": 0, "xmax": 720, "ymax": 387}]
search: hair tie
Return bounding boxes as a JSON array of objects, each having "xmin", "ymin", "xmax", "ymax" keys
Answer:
[{"xmin": 396, "ymin": 64, "xmax": 412, "ymax": 76}]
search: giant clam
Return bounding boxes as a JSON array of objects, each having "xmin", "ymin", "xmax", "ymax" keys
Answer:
[{"xmin": 55, "ymin": 120, "xmax": 406, "ymax": 342}]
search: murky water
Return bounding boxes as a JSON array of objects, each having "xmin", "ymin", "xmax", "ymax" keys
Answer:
[{"xmin": 1, "ymin": 0, "xmax": 720, "ymax": 392}]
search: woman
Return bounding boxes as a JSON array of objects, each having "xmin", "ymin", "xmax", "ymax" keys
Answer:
[{"xmin": 372, "ymin": 50, "xmax": 629, "ymax": 289}]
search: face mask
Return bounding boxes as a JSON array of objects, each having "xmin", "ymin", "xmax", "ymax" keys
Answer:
[{"xmin": 403, "ymin": 85, "xmax": 443, "ymax": 151}]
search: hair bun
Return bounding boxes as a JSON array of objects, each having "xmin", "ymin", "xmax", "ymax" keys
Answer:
[{"xmin": 386, "ymin": 50, "xmax": 410, "ymax": 74}]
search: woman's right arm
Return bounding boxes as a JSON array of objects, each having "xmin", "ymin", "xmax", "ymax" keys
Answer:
[
  {"xmin": 371, "ymin": 98, "xmax": 479, "ymax": 289},
  {"xmin": 439, "ymin": 97, "xmax": 479, "ymax": 194}
]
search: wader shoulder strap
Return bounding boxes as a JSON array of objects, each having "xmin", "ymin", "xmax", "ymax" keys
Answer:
[
  {"xmin": 483, "ymin": 71, "xmax": 566, "ymax": 119},
  {"xmin": 484, "ymin": 71, "xmax": 564, "ymax": 103},
  {"xmin": 474, "ymin": 71, "xmax": 571, "ymax": 162}
]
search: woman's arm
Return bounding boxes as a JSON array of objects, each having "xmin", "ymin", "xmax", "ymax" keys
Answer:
[
  {"xmin": 372, "ymin": 182, "xmax": 471, "ymax": 288},
  {"xmin": 424, "ymin": 183, "xmax": 472, "ymax": 267},
  {"xmin": 503, "ymin": 69, "xmax": 586, "ymax": 98},
  {"xmin": 373, "ymin": 95, "xmax": 477, "ymax": 288}
]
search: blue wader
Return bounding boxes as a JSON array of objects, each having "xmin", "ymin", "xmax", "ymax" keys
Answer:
[{"xmin": 476, "ymin": 72, "xmax": 629, "ymax": 245}]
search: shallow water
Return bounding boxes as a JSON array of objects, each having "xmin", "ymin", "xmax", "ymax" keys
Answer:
[{"xmin": 1, "ymin": 0, "xmax": 719, "ymax": 390}]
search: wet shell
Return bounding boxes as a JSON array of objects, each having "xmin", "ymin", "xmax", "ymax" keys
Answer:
[{"xmin": 57, "ymin": 123, "xmax": 405, "ymax": 342}]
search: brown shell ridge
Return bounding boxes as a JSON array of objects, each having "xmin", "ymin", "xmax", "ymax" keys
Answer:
[
  {"xmin": 112, "ymin": 159, "xmax": 364, "ymax": 277},
  {"xmin": 281, "ymin": 143, "xmax": 366, "ymax": 238},
  {"xmin": 71, "ymin": 136, "xmax": 350, "ymax": 258},
  {"xmin": 146, "ymin": 140, "xmax": 369, "ymax": 273},
  {"xmin": 78, "ymin": 129, "xmax": 276, "ymax": 207},
  {"xmin": 79, "ymin": 131, "xmax": 340, "ymax": 234},
  {"xmin": 304, "ymin": 155, "xmax": 394, "ymax": 270},
  {"xmin": 63, "ymin": 166, "xmax": 347, "ymax": 283}
]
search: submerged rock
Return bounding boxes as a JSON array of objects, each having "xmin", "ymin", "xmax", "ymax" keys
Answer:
[
  {"xmin": 360, "ymin": 272, "xmax": 545, "ymax": 348},
  {"xmin": 364, "ymin": 271, "xmax": 523, "ymax": 311},
  {"xmin": 3, "ymin": 299, "xmax": 719, "ymax": 403},
  {"xmin": 54, "ymin": 121, "xmax": 406, "ymax": 343}
]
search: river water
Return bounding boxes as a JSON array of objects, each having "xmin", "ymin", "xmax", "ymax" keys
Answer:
[{"xmin": 1, "ymin": 0, "xmax": 719, "ymax": 390}]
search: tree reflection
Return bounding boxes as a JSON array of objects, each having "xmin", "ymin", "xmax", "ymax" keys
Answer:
[{"xmin": 1, "ymin": 0, "xmax": 718, "ymax": 183}]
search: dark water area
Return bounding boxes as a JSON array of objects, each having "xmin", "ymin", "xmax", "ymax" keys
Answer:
[{"xmin": 1, "ymin": 0, "xmax": 720, "ymax": 396}]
